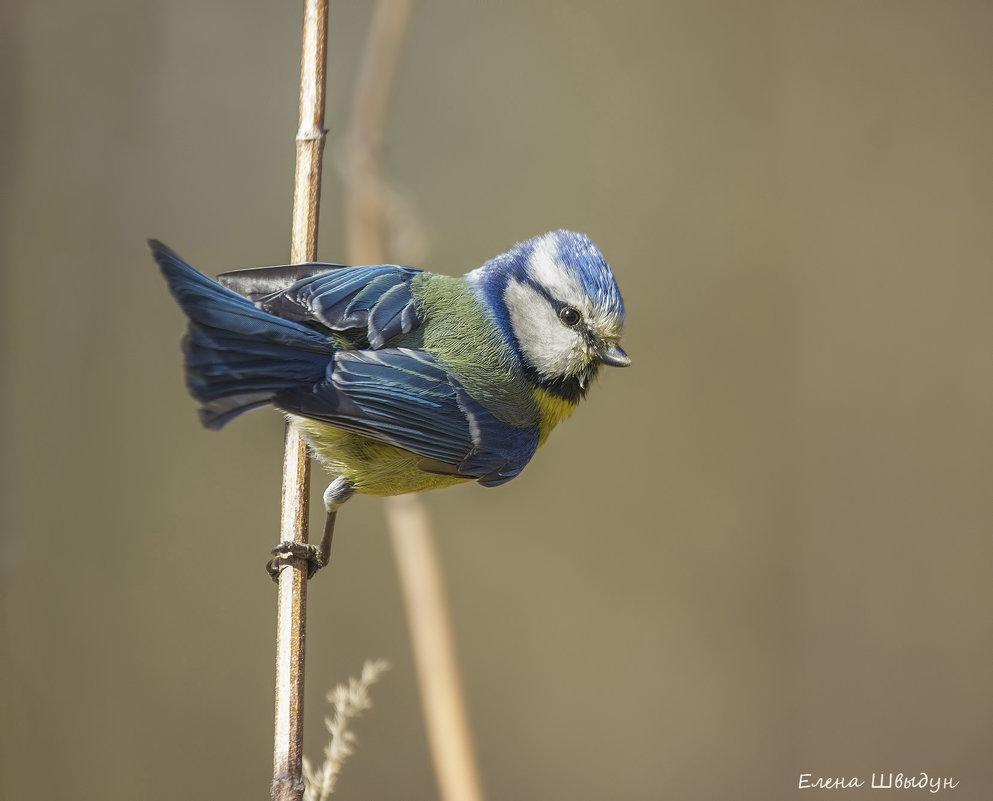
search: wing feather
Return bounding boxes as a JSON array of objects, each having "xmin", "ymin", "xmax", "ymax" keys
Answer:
[
  {"xmin": 219, "ymin": 263, "xmax": 423, "ymax": 347},
  {"xmin": 274, "ymin": 348, "xmax": 538, "ymax": 484}
]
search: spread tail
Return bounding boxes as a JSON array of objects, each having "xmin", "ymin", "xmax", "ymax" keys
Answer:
[{"xmin": 150, "ymin": 240, "xmax": 332, "ymax": 429}]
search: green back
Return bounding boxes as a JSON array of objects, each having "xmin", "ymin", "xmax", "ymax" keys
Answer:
[{"xmin": 402, "ymin": 274, "xmax": 538, "ymax": 427}]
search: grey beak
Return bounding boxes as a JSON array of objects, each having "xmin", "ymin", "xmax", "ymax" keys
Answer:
[{"xmin": 600, "ymin": 344, "xmax": 631, "ymax": 367}]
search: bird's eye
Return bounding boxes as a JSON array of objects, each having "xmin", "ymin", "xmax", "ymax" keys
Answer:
[{"xmin": 558, "ymin": 306, "xmax": 582, "ymax": 327}]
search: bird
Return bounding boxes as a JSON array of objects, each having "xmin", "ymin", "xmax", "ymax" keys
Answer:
[{"xmin": 151, "ymin": 230, "xmax": 629, "ymax": 575}]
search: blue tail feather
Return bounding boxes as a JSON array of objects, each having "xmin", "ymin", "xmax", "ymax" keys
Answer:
[{"xmin": 150, "ymin": 240, "xmax": 333, "ymax": 428}]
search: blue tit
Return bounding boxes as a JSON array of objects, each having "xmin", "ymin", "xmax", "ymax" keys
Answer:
[{"xmin": 152, "ymin": 230, "xmax": 629, "ymax": 573}]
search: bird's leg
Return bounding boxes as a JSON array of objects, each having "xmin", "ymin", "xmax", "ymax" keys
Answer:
[
  {"xmin": 267, "ymin": 478, "xmax": 354, "ymax": 581},
  {"xmin": 314, "ymin": 478, "xmax": 354, "ymax": 570}
]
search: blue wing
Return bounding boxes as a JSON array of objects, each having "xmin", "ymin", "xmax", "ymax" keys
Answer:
[
  {"xmin": 151, "ymin": 240, "xmax": 335, "ymax": 429},
  {"xmin": 274, "ymin": 348, "xmax": 539, "ymax": 487},
  {"xmin": 218, "ymin": 263, "xmax": 422, "ymax": 349}
]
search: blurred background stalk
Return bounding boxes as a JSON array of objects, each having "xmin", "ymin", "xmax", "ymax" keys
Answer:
[{"xmin": 342, "ymin": 1, "xmax": 485, "ymax": 799}]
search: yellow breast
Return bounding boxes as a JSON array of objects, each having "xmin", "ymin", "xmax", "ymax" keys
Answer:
[
  {"xmin": 532, "ymin": 386, "xmax": 578, "ymax": 445},
  {"xmin": 294, "ymin": 416, "xmax": 471, "ymax": 496},
  {"xmin": 292, "ymin": 385, "xmax": 575, "ymax": 497}
]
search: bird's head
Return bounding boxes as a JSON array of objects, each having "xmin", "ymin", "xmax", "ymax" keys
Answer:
[{"xmin": 469, "ymin": 230, "xmax": 629, "ymax": 402}]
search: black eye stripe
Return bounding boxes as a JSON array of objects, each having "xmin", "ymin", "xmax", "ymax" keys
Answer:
[
  {"xmin": 518, "ymin": 275, "xmax": 586, "ymax": 322},
  {"xmin": 520, "ymin": 275, "xmax": 557, "ymax": 305}
]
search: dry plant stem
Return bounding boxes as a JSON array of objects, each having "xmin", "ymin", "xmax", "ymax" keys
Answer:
[
  {"xmin": 272, "ymin": 1, "xmax": 329, "ymax": 800},
  {"xmin": 343, "ymin": 1, "xmax": 485, "ymax": 800},
  {"xmin": 290, "ymin": 0, "xmax": 329, "ymax": 265},
  {"xmin": 272, "ymin": 427, "xmax": 311, "ymax": 801}
]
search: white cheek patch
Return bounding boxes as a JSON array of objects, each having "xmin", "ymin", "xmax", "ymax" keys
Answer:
[{"xmin": 504, "ymin": 278, "xmax": 587, "ymax": 378}]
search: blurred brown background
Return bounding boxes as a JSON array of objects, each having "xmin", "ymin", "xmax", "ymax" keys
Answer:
[{"xmin": 2, "ymin": 1, "xmax": 991, "ymax": 799}]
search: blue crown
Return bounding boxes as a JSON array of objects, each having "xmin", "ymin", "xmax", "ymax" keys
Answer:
[{"xmin": 468, "ymin": 230, "xmax": 624, "ymax": 344}]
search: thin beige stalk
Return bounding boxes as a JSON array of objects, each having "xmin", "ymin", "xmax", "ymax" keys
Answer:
[
  {"xmin": 384, "ymin": 496, "xmax": 486, "ymax": 801},
  {"xmin": 343, "ymin": 0, "xmax": 413, "ymax": 266},
  {"xmin": 272, "ymin": 2, "xmax": 329, "ymax": 801},
  {"xmin": 342, "ymin": 2, "xmax": 486, "ymax": 800}
]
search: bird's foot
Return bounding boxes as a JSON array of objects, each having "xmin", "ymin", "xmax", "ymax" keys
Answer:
[
  {"xmin": 266, "ymin": 478, "xmax": 352, "ymax": 582},
  {"xmin": 266, "ymin": 541, "xmax": 326, "ymax": 581}
]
